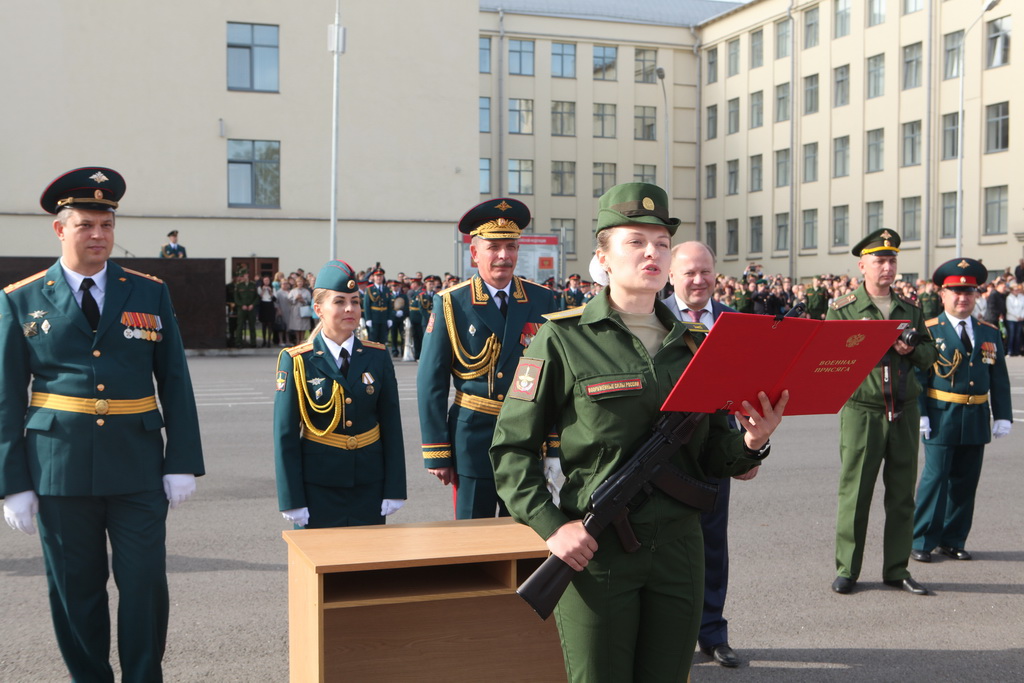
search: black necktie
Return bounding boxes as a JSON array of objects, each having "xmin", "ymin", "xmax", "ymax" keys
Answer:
[
  {"xmin": 81, "ymin": 278, "xmax": 100, "ymax": 331},
  {"xmin": 339, "ymin": 348, "xmax": 350, "ymax": 377},
  {"xmin": 496, "ymin": 290, "xmax": 508, "ymax": 318},
  {"xmin": 959, "ymin": 321, "xmax": 972, "ymax": 353}
]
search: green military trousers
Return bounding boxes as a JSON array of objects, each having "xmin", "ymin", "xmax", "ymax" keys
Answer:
[{"xmin": 913, "ymin": 444, "xmax": 986, "ymax": 551}]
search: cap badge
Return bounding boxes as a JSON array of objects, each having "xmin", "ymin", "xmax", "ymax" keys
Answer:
[
  {"xmin": 880, "ymin": 230, "xmax": 892, "ymax": 239},
  {"xmin": 89, "ymin": 171, "xmax": 109, "ymax": 184},
  {"xmin": 94, "ymin": 189, "xmax": 104, "ymax": 199},
  {"xmin": 347, "ymin": 280, "xmax": 356, "ymax": 290},
  {"xmin": 883, "ymin": 240, "xmax": 891, "ymax": 247},
  {"xmin": 642, "ymin": 197, "xmax": 655, "ymax": 210},
  {"xmin": 957, "ymin": 260, "xmax": 970, "ymax": 269},
  {"xmin": 495, "ymin": 200, "xmax": 512, "ymax": 212},
  {"xmin": 960, "ymin": 276, "xmax": 967, "ymax": 283}
]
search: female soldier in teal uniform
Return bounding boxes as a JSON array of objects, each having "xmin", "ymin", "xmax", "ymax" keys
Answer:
[
  {"xmin": 273, "ymin": 260, "xmax": 406, "ymax": 528},
  {"xmin": 490, "ymin": 183, "xmax": 787, "ymax": 682}
]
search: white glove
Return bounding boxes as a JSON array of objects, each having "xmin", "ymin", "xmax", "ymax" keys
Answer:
[
  {"xmin": 386, "ymin": 320, "xmax": 393, "ymax": 328},
  {"xmin": 366, "ymin": 320, "xmax": 373, "ymax": 329},
  {"xmin": 3, "ymin": 490, "xmax": 39, "ymax": 535},
  {"xmin": 395, "ymin": 310, "xmax": 404, "ymax": 318},
  {"xmin": 993, "ymin": 419, "xmax": 1012, "ymax": 438},
  {"xmin": 162, "ymin": 474, "xmax": 196, "ymax": 509},
  {"xmin": 282, "ymin": 507, "xmax": 310, "ymax": 527},
  {"xmin": 381, "ymin": 499, "xmax": 405, "ymax": 516},
  {"xmin": 920, "ymin": 417, "xmax": 931, "ymax": 440}
]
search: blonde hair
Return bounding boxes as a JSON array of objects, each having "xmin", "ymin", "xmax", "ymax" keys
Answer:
[{"xmin": 307, "ymin": 288, "xmax": 329, "ymax": 340}]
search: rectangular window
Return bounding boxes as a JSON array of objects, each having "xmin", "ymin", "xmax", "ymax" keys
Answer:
[
  {"xmin": 750, "ymin": 216, "xmax": 764, "ymax": 253},
  {"xmin": 750, "ymin": 91, "xmax": 764, "ymax": 128},
  {"xmin": 867, "ymin": 128, "xmax": 885, "ymax": 173},
  {"xmin": 727, "ymin": 40, "xmax": 740, "ymax": 77},
  {"xmin": 802, "ymin": 209, "xmax": 818, "ymax": 249},
  {"xmin": 707, "ymin": 47, "xmax": 718, "ymax": 83},
  {"xmin": 508, "ymin": 98, "xmax": 534, "ymax": 135},
  {"xmin": 479, "ymin": 158, "xmax": 491, "ymax": 194},
  {"xmin": 805, "ymin": 7, "xmax": 820, "ymax": 49},
  {"xmin": 726, "ymin": 219, "xmax": 739, "ymax": 255},
  {"xmin": 552, "ymin": 101, "xmax": 576, "ymax": 136},
  {"xmin": 227, "ymin": 139, "xmax": 280, "ymax": 207},
  {"xmin": 634, "ymin": 106, "xmax": 657, "ymax": 141},
  {"xmin": 634, "ymin": 164, "xmax": 657, "ymax": 184},
  {"xmin": 942, "ymin": 112, "xmax": 959, "ymax": 159},
  {"xmin": 635, "ymin": 48, "xmax": 657, "ymax": 83},
  {"xmin": 868, "ymin": 0, "xmax": 886, "ymax": 27},
  {"xmin": 551, "ymin": 161, "xmax": 576, "ymax": 196},
  {"xmin": 595, "ymin": 45, "xmax": 618, "ymax": 80},
  {"xmin": 904, "ymin": 0, "xmax": 922, "ymax": 14},
  {"xmin": 832, "ymin": 205, "xmax": 849, "ymax": 247},
  {"xmin": 706, "ymin": 221, "xmax": 718, "ymax": 255},
  {"xmin": 707, "ymin": 104, "xmax": 718, "ymax": 139},
  {"xmin": 804, "ymin": 142, "xmax": 819, "ymax": 182},
  {"xmin": 727, "ymin": 98, "xmax": 740, "ymax": 134},
  {"xmin": 985, "ymin": 186, "xmax": 1009, "ymax": 234},
  {"xmin": 867, "ymin": 54, "xmax": 885, "ymax": 99},
  {"xmin": 944, "ymin": 31, "xmax": 963, "ymax": 80},
  {"xmin": 727, "ymin": 160, "xmax": 739, "ymax": 195},
  {"xmin": 705, "ymin": 164, "xmax": 717, "ymax": 198},
  {"xmin": 776, "ymin": 148, "xmax": 791, "ymax": 187},
  {"xmin": 941, "ymin": 192, "xmax": 957, "ymax": 238},
  {"xmin": 508, "ymin": 159, "xmax": 534, "ymax": 194},
  {"xmin": 551, "ymin": 218, "xmax": 576, "ymax": 254},
  {"xmin": 902, "ymin": 121, "xmax": 921, "ymax": 166},
  {"xmin": 227, "ymin": 23, "xmax": 279, "ymax": 92},
  {"xmin": 479, "ymin": 97, "xmax": 491, "ymax": 133},
  {"xmin": 750, "ymin": 154, "xmax": 763, "ymax": 192},
  {"xmin": 804, "ymin": 74, "xmax": 819, "ymax": 115},
  {"xmin": 509, "ymin": 40, "xmax": 535, "ymax": 75},
  {"xmin": 479, "ymin": 37, "xmax": 491, "ymax": 73},
  {"xmin": 903, "ymin": 43, "xmax": 922, "ymax": 90},
  {"xmin": 776, "ymin": 19, "xmax": 792, "ymax": 59},
  {"xmin": 902, "ymin": 196, "xmax": 921, "ymax": 240},
  {"xmin": 750, "ymin": 29, "xmax": 764, "ymax": 68},
  {"xmin": 776, "ymin": 82, "xmax": 791, "ymax": 122},
  {"xmin": 866, "ymin": 201, "xmax": 884, "ymax": 234},
  {"xmin": 986, "ymin": 102, "xmax": 1010, "ymax": 153},
  {"xmin": 552, "ymin": 42, "xmax": 576, "ymax": 78},
  {"xmin": 834, "ymin": 65, "xmax": 850, "ymax": 107},
  {"xmin": 833, "ymin": 135, "xmax": 850, "ymax": 177},
  {"xmin": 835, "ymin": 0, "xmax": 851, "ymax": 39},
  {"xmin": 987, "ymin": 17, "xmax": 1011, "ymax": 69},
  {"xmin": 594, "ymin": 103, "xmax": 617, "ymax": 138},
  {"xmin": 775, "ymin": 212, "xmax": 790, "ymax": 251},
  {"xmin": 593, "ymin": 163, "xmax": 616, "ymax": 197}
]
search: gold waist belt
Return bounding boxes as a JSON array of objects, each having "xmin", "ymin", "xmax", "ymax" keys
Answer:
[
  {"xmin": 927, "ymin": 388, "xmax": 989, "ymax": 405},
  {"xmin": 370, "ymin": 306, "xmax": 388, "ymax": 312},
  {"xmin": 454, "ymin": 391, "xmax": 503, "ymax": 416},
  {"xmin": 302, "ymin": 425, "xmax": 381, "ymax": 450},
  {"xmin": 30, "ymin": 392, "xmax": 158, "ymax": 416}
]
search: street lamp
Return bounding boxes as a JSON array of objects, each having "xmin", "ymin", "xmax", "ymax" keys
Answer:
[
  {"xmin": 655, "ymin": 67, "xmax": 671, "ymax": 201},
  {"xmin": 956, "ymin": 0, "xmax": 1001, "ymax": 258}
]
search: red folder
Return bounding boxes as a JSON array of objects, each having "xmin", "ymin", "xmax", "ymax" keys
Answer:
[{"xmin": 661, "ymin": 312, "xmax": 907, "ymax": 416}]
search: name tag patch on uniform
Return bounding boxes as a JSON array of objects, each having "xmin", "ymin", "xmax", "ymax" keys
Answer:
[
  {"xmin": 586, "ymin": 378, "xmax": 643, "ymax": 397},
  {"xmin": 509, "ymin": 358, "xmax": 544, "ymax": 402},
  {"xmin": 276, "ymin": 371, "xmax": 288, "ymax": 391}
]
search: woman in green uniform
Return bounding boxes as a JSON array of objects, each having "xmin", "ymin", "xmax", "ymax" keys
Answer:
[
  {"xmin": 274, "ymin": 260, "xmax": 407, "ymax": 528},
  {"xmin": 490, "ymin": 183, "xmax": 787, "ymax": 682}
]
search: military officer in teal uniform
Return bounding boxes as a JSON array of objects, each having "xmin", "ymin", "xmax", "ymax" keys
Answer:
[
  {"xmin": 0, "ymin": 167, "xmax": 204, "ymax": 682},
  {"xmin": 159, "ymin": 230, "xmax": 186, "ymax": 258},
  {"xmin": 417, "ymin": 198, "xmax": 557, "ymax": 519},
  {"xmin": 827, "ymin": 229, "xmax": 937, "ymax": 596},
  {"xmin": 407, "ymin": 277, "xmax": 424, "ymax": 359},
  {"xmin": 274, "ymin": 259, "xmax": 406, "ymax": 528},
  {"xmin": 563, "ymin": 273, "xmax": 585, "ymax": 309},
  {"xmin": 388, "ymin": 279, "xmax": 407, "ymax": 358},
  {"xmin": 362, "ymin": 265, "xmax": 393, "ymax": 344},
  {"xmin": 911, "ymin": 258, "xmax": 1012, "ymax": 563}
]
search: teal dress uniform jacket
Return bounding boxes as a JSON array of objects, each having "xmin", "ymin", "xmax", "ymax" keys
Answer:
[{"xmin": 362, "ymin": 285, "xmax": 393, "ymax": 342}]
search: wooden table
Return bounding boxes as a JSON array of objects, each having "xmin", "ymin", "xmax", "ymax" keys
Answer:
[{"xmin": 283, "ymin": 518, "xmax": 565, "ymax": 682}]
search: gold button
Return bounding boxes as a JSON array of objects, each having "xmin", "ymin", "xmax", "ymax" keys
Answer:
[
  {"xmin": 969, "ymin": 381, "xmax": 975, "ymax": 386},
  {"xmin": 497, "ymin": 394, "xmax": 504, "ymax": 400},
  {"xmin": 97, "ymin": 384, "xmax": 106, "ymax": 392},
  {"xmin": 92, "ymin": 350, "xmax": 101, "ymax": 357},
  {"xmin": 345, "ymin": 420, "xmax": 353, "ymax": 427},
  {"xmin": 497, "ymin": 372, "xmax": 504, "ymax": 379},
  {"xmin": 345, "ymin": 397, "xmax": 353, "ymax": 404},
  {"xmin": 96, "ymin": 419, "xmax": 105, "ymax": 426}
]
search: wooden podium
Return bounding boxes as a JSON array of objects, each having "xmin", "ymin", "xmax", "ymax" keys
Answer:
[{"xmin": 283, "ymin": 518, "xmax": 566, "ymax": 682}]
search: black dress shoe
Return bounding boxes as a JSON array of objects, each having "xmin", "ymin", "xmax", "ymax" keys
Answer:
[
  {"xmin": 910, "ymin": 549, "xmax": 932, "ymax": 563},
  {"xmin": 831, "ymin": 576, "xmax": 856, "ymax": 594},
  {"xmin": 700, "ymin": 643, "xmax": 740, "ymax": 668},
  {"xmin": 884, "ymin": 576, "xmax": 929, "ymax": 595},
  {"xmin": 937, "ymin": 546, "xmax": 972, "ymax": 560}
]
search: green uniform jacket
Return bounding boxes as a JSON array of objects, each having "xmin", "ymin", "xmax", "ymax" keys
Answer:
[
  {"xmin": 273, "ymin": 335, "xmax": 406, "ymax": 511},
  {"xmin": 407, "ymin": 289, "xmax": 422, "ymax": 319},
  {"xmin": 826, "ymin": 285, "xmax": 937, "ymax": 409},
  {"xmin": 806, "ymin": 286, "xmax": 829, "ymax": 320},
  {"xmin": 733, "ymin": 289, "xmax": 753, "ymax": 314},
  {"xmin": 0, "ymin": 261, "xmax": 204, "ymax": 497},
  {"xmin": 919, "ymin": 291, "xmax": 941, "ymax": 320},
  {"xmin": 234, "ymin": 280, "xmax": 258, "ymax": 307},
  {"xmin": 920, "ymin": 314, "xmax": 1012, "ymax": 445},
  {"xmin": 417, "ymin": 274, "xmax": 555, "ymax": 477},
  {"xmin": 362, "ymin": 285, "xmax": 393, "ymax": 327},
  {"xmin": 563, "ymin": 288, "xmax": 585, "ymax": 309},
  {"xmin": 489, "ymin": 288, "xmax": 764, "ymax": 541},
  {"xmin": 417, "ymin": 290, "xmax": 433, "ymax": 328}
]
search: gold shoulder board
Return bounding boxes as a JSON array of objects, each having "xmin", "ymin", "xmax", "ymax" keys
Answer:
[
  {"xmin": 3, "ymin": 270, "xmax": 46, "ymax": 294},
  {"xmin": 123, "ymin": 267, "xmax": 164, "ymax": 283},
  {"xmin": 831, "ymin": 293, "xmax": 856, "ymax": 310},
  {"xmin": 543, "ymin": 306, "xmax": 586, "ymax": 321},
  {"xmin": 287, "ymin": 342, "xmax": 314, "ymax": 358},
  {"xmin": 361, "ymin": 340, "xmax": 386, "ymax": 350},
  {"xmin": 925, "ymin": 317, "xmax": 940, "ymax": 328}
]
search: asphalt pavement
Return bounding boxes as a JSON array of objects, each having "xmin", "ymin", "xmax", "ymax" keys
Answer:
[{"xmin": 2, "ymin": 350, "xmax": 1022, "ymax": 681}]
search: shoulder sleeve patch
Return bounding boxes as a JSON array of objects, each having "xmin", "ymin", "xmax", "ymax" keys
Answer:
[
  {"xmin": 925, "ymin": 317, "xmax": 940, "ymax": 328},
  {"xmin": 831, "ymin": 293, "xmax": 856, "ymax": 310},
  {"xmin": 543, "ymin": 306, "xmax": 586, "ymax": 321},
  {"xmin": 3, "ymin": 270, "xmax": 46, "ymax": 294},
  {"xmin": 287, "ymin": 342, "xmax": 314, "ymax": 358},
  {"xmin": 508, "ymin": 357, "xmax": 545, "ymax": 402},
  {"xmin": 122, "ymin": 267, "xmax": 164, "ymax": 284},
  {"xmin": 361, "ymin": 340, "xmax": 386, "ymax": 350},
  {"xmin": 276, "ymin": 370, "xmax": 288, "ymax": 391}
]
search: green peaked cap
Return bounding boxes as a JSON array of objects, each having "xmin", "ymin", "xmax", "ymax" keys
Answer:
[{"xmin": 596, "ymin": 182, "xmax": 679, "ymax": 235}]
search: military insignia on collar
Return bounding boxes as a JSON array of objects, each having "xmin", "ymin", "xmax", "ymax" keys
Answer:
[
  {"xmin": 41, "ymin": 320, "xmax": 51, "ymax": 334},
  {"xmin": 307, "ymin": 377, "xmax": 326, "ymax": 386},
  {"xmin": 89, "ymin": 171, "xmax": 110, "ymax": 183},
  {"xmin": 469, "ymin": 324, "xmax": 476, "ymax": 336},
  {"xmin": 29, "ymin": 310, "xmax": 47, "ymax": 319},
  {"xmin": 22, "ymin": 322, "xmax": 38, "ymax": 337}
]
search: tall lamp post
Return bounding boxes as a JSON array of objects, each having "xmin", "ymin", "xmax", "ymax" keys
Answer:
[
  {"xmin": 655, "ymin": 67, "xmax": 671, "ymax": 202},
  {"xmin": 956, "ymin": 0, "xmax": 1001, "ymax": 258},
  {"xmin": 328, "ymin": 0, "xmax": 346, "ymax": 259}
]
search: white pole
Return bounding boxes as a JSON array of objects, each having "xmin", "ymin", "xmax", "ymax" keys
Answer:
[{"xmin": 328, "ymin": 0, "xmax": 344, "ymax": 259}]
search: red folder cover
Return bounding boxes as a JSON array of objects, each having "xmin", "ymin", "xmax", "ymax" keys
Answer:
[{"xmin": 661, "ymin": 313, "xmax": 907, "ymax": 416}]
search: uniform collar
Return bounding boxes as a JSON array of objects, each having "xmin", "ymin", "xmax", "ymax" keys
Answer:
[
  {"xmin": 60, "ymin": 259, "xmax": 108, "ymax": 294},
  {"xmin": 319, "ymin": 332, "xmax": 355, "ymax": 367}
]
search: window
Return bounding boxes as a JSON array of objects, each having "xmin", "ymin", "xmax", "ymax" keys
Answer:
[
  {"xmin": 479, "ymin": 158, "xmax": 491, "ymax": 194},
  {"xmin": 941, "ymin": 192, "xmax": 957, "ymax": 238},
  {"xmin": 707, "ymin": 104, "xmax": 718, "ymax": 139},
  {"xmin": 634, "ymin": 106, "xmax": 656, "ymax": 140},
  {"xmin": 805, "ymin": 7, "xmax": 820, "ymax": 49},
  {"xmin": 802, "ymin": 209, "xmax": 818, "ymax": 249},
  {"xmin": 867, "ymin": 54, "xmax": 885, "ymax": 99},
  {"xmin": 985, "ymin": 186, "xmax": 1008, "ymax": 234},
  {"xmin": 804, "ymin": 142, "xmax": 819, "ymax": 182},
  {"xmin": 750, "ymin": 29, "xmax": 764, "ymax": 68},
  {"xmin": 509, "ymin": 40, "xmax": 535, "ymax": 75},
  {"xmin": 479, "ymin": 97, "xmax": 490, "ymax": 133},
  {"xmin": 833, "ymin": 135, "xmax": 850, "ymax": 177},
  {"xmin": 727, "ymin": 40, "xmax": 740, "ymax": 77},
  {"xmin": 727, "ymin": 98, "xmax": 740, "ymax": 134},
  {"xmin": 706, "ymin": 221, "xmax": 718, "ymax": 255},
  {"xmin": 987, "ymin": 17, "xmax": 1011, "ymax": 69},
  {"xmin": 834, "ymin": 65, "xmax": 850, "ymax": 107},
  {"xmin": 775, "ymin": 213, "xmax": 790, "ymax": 251},
  {"xmin": 776, "ymin": 19, "xmax": 792, "ymax": 59},
  {"xmin": 227, "ymin": 23, "xmax": 279, "ymax": 92},
  {"xmin": 635, "ymin": 48, "xmax": 657, "ymax": 83},
  {"xmin": 866, "ymin": 201, "xmax": 884, "ymax": 234},
  {"xmin": 986, "ymin": 102, "xmax": 1010, "ymax": 153},
  {"xmin": 552, "ymin": 161, "xmax": 576, "ymax": 196},
  {"xmin": 593, "ymin": 163, "xmax": 616, "ymax": 197},
  {"xmin": 901, "ymin": 196, "xmax": 921, "ymax": 240},
  {"xmin": 776, "ymin": 82, "xmax": 791, "ymax": 122},
  {"xmin": 509, "ymin": 99, "xmax": 534, "ymax": 134},
  {"xmin": 227, "ymin": 139, "xmax": 280, "ymax": 207},
  {"xmin": 942, "ymin": 113, "xmax": 959, "ymax": 159},
  {"xmin": 551, "ymin": 219, "xmax": 576, "ymax": 254},
  {"xmin": 705, "ymin": 164, "xmax": 717, "ymax": 198},
  {"xmin": 508, "ymin": 159, "xmax": 534, "ymax": 194},
  {"xmin": 552, "ymin": 101, "xmax": 576, "ymax": 136},
  {"xmin": 634, "ymin": 164, "xmax": 657, "ymax": 184},
  {"xmin": 480, "ymin": 37, "xmax": 491, "ymax": 73},
  {"xmin": 594, "ymin": 45, "xmax": 617, "ymax": 80},
  {"xmin": 902, "ymin": 121, "xmax": 921, "ymax": 166},
  {"xmin": 904, "ymin": 0, "xmax": 922, "ymax": 14},
  {"xmin": 804, "ymin": 74, "xmax": 819, "ymax": 115},
  {"xmin": 552, "ymin": 43, "xmax": 576, "ymax": 78},
  {"xmin": 868, "ymin": 0, "xmax": 885, "ymax": 27},
  {"xmin": 726, "ymin": 219, "xmax": 739, "ymax": 255},
  {"xmin": 750, "ymin": 91, "xmax": 764, "ymax": 128},
  {"xmin": 776, "ymin": 149, "xmax": 791, "ymax": 187},
  {"xmin": 832, "ymin": 205, "xmax": 849, "ymax": 247},
  {"xmin": 835, "ymin": 0, "xmax": 851, "ymax": 38},
  {"xmin": 707, "ymin": 47, "xmax": 718, "ymax": 83},
  {"xmin": 594, "ymin": 103, "xmax": 617, "ymax": 138},
  {"xmin": 903, "ymin": 43, "xmax": 922, "ymax": 89},
  {"xmin": 944, "ymin": 31, "xmax": 963, "ymax": 79},
  {"xmin": 867, "ymin": 129, "xmax": 885, "ymax": 173},
  {"xmin": 750, "ymin": 216, "xmax": 764, "ymax": 253},
  {"xmin": 750, "ymin": 154, "xmax": 763, "ymax": 192},
  {"xmin": 727, "ymin": 160, "xmax": 739, "ymax": 195}
]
